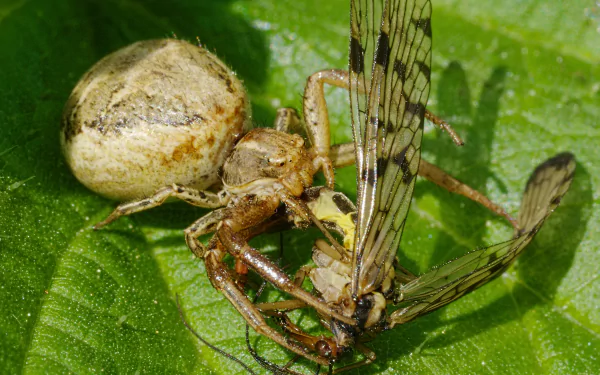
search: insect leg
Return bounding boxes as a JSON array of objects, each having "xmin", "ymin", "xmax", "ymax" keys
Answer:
[
  {"xmin": 272, "ymin": 311, "xmax": 340, "ymax": 361},
  {"xmin": 278, "ymin": 192, "xmax": 349, "ymax": 260},
  {"xmin": 330, "ymin": 342, "xmax": 376, "ymax": 374},
  {"xmin": 259, "ymin": 303, "xmax": 376, "ymax": 372},
  {"xmin": 94, "ymin": 184, "xmax": 228, "ymax": 229},
  {"xmin": 210, "ymin": 194, "xmax": 353, "ymax": 325}
]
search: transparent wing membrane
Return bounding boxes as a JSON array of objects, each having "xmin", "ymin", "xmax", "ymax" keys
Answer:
[
  {"xmin": 351, "ymin": 0, "xmax": 432, "ymax": 297},
  {"xmin": 390, "ymin": 153, "xmax": 575, "ymax": 325}
]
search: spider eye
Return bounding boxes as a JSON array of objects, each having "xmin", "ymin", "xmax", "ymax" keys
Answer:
[{"xmin": 267, "ymin": 157, "xmax": 287, "ymax": 167}]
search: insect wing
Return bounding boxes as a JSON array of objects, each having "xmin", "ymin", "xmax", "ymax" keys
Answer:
[
  {"xmin": 516, "ymin": 152, "xmax": 575, "ymax": 236},
  {"xmin": 390, "ymin": 153, "xmax": 576, "ymax": 325},
  {"xmin": 349, "ymin": 0, "xmax": 385, "ymax": 177},
  {"xmin": 351, "ymin": 0, "xmax": 433, "ymax": 297}
]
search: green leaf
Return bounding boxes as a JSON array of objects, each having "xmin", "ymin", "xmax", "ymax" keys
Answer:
[{"xmin": 1, "ymin": 0, "xmax": 598, "ymax": 374}]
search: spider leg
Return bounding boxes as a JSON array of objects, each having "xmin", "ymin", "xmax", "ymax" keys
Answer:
[
  {"xmin": 217, "ymin": 221, "xmax": 354, "ymax": 326},
  {"xmin": 256, "ymin": 299, "xmax": 308, "ymax": 313},
  {"xmin": 418, "ymin": 160, "xmax": 517, "ymax": 230},
  {"xmin": 255, "ymin": 266, "xmax": 311, "ymax": 313},
  {"xmin": 185, "ymin": 200, "xmax": 291, "ymax": 275},
  {"xmin": 328, "ymin": 142, "xmax": 355, "ymax": 168},
  {"xmin": 213, "ymin": 194, "xmax": 355, "ymax": 326},
  {"xmin": 303, "ymin": 70, "xmax": 352, "ymax": 189},
  {"xmin": 184, "ymin": 208, "xmax": 228, "ymax": 258},
  {"xmin": 254, "ymin": 265, "xmax": 378, "ymax": 370},
  {"xmin": 328, "ymin": 142, "xmax": 517, "ymax": 229},
  {"xmin": 308, "ymin": 68, "xmax": 512, "ymax": 227},
  {"xmin": 203, "ymin": 240, "xmax": 330, "ymax": 366},
  {"xmin": 263, "ymin": 308, "xmax": 377, "ymax": 372},
  {"xmin": 305, "ymin": 69, "xmax": 463, "ymax": 148},
  {"xmin": 273, "ymin": 107, "xmax": 305, "ymax": 137},
  {"xmin": 275, "ymin": 69, "xmax": 462, "ymax": 191},
  {"xmin": 425, "ymin": 111, "xmax": 464, "ymax": 146},
  {"xmin": 94, "ymin": 184, "xmax": 228, "ymax": 229}
]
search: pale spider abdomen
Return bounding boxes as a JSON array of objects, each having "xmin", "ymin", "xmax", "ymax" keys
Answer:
[{"xmin": 61, "ymin": 39, "xmax": 251, "ymax": 201}]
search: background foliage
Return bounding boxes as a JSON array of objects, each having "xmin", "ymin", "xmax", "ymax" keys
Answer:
[{"xmin": 1, "ymin": 0, "xmax": 599, "ymax": 374}]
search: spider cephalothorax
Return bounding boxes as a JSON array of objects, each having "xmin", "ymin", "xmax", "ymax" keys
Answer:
[{"xmin": 222, "ymin": 128, "xmax": 315, "ymax": 197}]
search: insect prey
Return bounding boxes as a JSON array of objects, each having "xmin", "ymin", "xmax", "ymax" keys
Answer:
[{"xmin": 247, "ymin": 0, "xmax": 576, "ymax": 372}]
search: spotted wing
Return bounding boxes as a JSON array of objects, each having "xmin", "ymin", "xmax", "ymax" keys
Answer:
[
  {"xmin": 349, "ymin": 0, "xmax": 384, "ymax": 170},
  {"xmin": 350, "ymin": 0, "xmax": 432, "ymax": 298},
  {"xmin": 390, "ymin": 153, "xmax": 576, "ymax": 325}
]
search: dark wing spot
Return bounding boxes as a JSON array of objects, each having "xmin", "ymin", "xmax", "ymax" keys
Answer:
[
  {"xmin": 412, "ymin": 17, "xmax": 432, "ymax": 37},
  {"xmin": 487, "ymin": 261, "xmax": 506, "ymax": 278},
  {"xmin": 393, "ymin": 147, "xmax": 413, "ymax": 184},
  {"xmin": 377, "ymin": 157, "xmax": 388, "ymax": 175},
  {"xmin": 525, "ymin": 152, "xmax": 575, "ymax": 189},
  {"xmin": 393, "ymin": 59, "xmax": 407, "ymax": 83},
  {"xmin": 392, "ymin": 147, "xmax": 408, "ymax": 168},
  {"xmin": 350, "ymin": 37, "xmax": 365, "ymax": 73},
  {"xmin": 416, "ymin": 60, "xmax": 431, "ymax": 79},
  {"xmin": 405, "ymin": 101, "xmax": 423, "ymax": 117},
  {"xmin": 542, "ymin": 152, "xmax": 575, "ymax": 170},
  {"xmin": 375, "ymin": 31, "xmax": 390, "ymax": 69},
  {"xmin": 403, "ymin": 172, "xmax": 414, "ymax": 185},
  {"xmin": 386, "ymin": 120, "xmax": 395, "ymax": 133}
]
